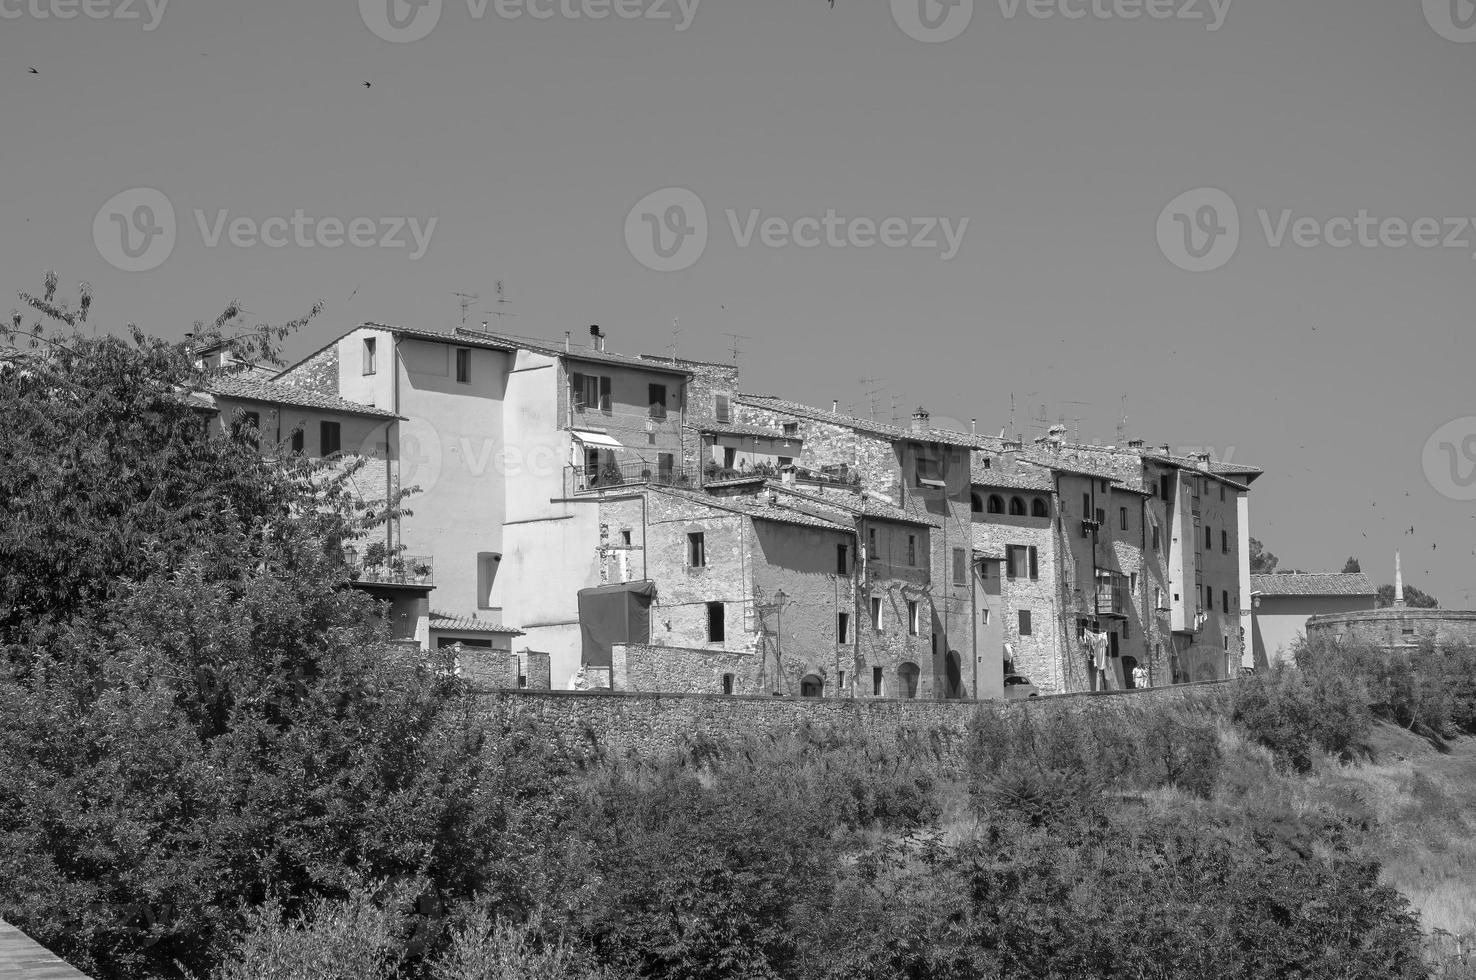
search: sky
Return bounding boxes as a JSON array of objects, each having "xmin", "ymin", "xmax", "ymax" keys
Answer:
[{"xmin": 2, "ymin": 0, "xmax": 1474, "ymax": 601}]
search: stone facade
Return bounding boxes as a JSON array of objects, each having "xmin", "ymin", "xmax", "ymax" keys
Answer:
[
  {"xmin": 523, "ymin": 650, "xmax": 552, "ymax": 690},
  {"xmin": 1306, "ymin": 608, "xmax": 1476, "ymax": 651}
]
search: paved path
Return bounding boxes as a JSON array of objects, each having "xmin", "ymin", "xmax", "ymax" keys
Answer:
[{"xmin": 0, "ymin": 919, "xmax": 93, "ymax": 980}]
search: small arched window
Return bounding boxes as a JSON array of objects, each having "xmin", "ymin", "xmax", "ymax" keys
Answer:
[
  {"xmin": 1031, "ymin": 498, "xmax": 1049, "ymax": 518},
  {"xmin": 1009, "ymin": 496, "xmax": 1026, "ymax": 516},
  {"xmin": 987, "ymin": 495, "xmax": 1005, "ymax": 514}
]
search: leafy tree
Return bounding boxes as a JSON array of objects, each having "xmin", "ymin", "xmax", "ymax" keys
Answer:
[
  {"xmin": 1249, "ymin": 537, "xmax": 1279, "ymax": 574},
  {"xmin": 0, "ymin": 276, "xmax": 505, "ymax": 979},
  {"xmin": 1343, "ymin": 556, "xmax": 1362, "ymax": 573},
  {"xmin": 1377, "ymin": 584, "xmax": 1439, "ymax": 608}
]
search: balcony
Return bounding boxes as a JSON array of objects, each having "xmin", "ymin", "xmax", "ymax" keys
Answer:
[
  {"xmin": 1095, "ymin": 576, "xmax": 1128, "ymax": 617},
  {"xmin": 567, "ymin": 461, "xmax": 696, "ymax": 495},
  {"xmin": 345, "ymin": 551, "xmax": 435, "ymax": 588}
]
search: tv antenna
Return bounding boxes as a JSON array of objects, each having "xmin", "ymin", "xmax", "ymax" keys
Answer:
[
  {"xmin": 667, "ymin": 317, "xmax": 681, "ymax": 361},
  {"xmin": 1060, "ymin": 400, "xmax": 1091, "ymax": 443},
  {"xmin": 453, "ymin": 291, "xmax": 479, "ymax": 329},
  {"xmin": 487, "ymin": 281, "xmax": 516, "ymax": 320},
  {"xmin": 856, "ymin": 378, "xmax": 885, "ymax": 421}
]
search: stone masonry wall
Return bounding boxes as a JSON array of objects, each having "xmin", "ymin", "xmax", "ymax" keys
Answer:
[
  {"xmin": 613, "ymin": 642, "xmax": 763, "ymax": 695},
  {"xmin": 474, "ymin": 682, "xmax": 1236, "ymax": 765}
]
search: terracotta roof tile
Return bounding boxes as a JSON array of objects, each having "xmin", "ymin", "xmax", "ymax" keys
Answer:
[
  {"xmin": 206, "ymin": 378, "xmax": 401, "ymax": 419},
  {"xmin": 1250, "ymin": 573, "xmax": 1378, "ymax": 596},
  {"xmin": 429, "ymin": 611, "xmax": 525, "ymax": 635}
]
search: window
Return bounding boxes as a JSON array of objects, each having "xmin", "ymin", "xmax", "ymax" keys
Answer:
[
  {"xmin": 320, "ymin": 420, "xmax": 341, "ymax": 457},
  {"xmin": 455, "ymin": 348, "xmax": 471, "ymax": 384},
  {"xmin": 914, "ymin": 451, "xmax": 945, "ymax": 488},
  {"xmin": 907, "ymin": 600, "xmax": 920, "ymax": 635},
  {"xmin": 778, "ymin": 456, "xmax": 792, "ymax": 467},
  {"xmin": 476, "ymin": 553, "xmax": 500, "ymax": 608},
  {"xmin": 1222, "ymin": 590, "xmax": 1229, "ymax": 614},
  {"xmin": 1220, "ymin": 484, "xmax": 1226, "ymax": 501},
  {"xmin": 1019, "ymin": 610, "xmax": 1032, "ymax": 635},
  {"xmin": 836, "ymin": 543, "xmax": 850, "ymax": 575},
  {"xmin": 290, "ymin": 428, "xmax": 304, "ymax": 454},
  {"xmin": 1006, "ymin": 545, "xmax": 1025, "ymax": 580},
  {"xmin": 988, "ymin": 495, "xmax": 1005, "ymax": 514},
  {"xmin": 981, "ymin": 608, "xmax": 990, "ymax": 625},
  {"xmin": 1123, "ymin": 619, "xmax": 1130, "ymax": 639},
  {"xmin": 362, "ymin": 337, "xmax": 377, "ymax": 375},
  {"xmin": 658, "ymin": 453, "xmax": 674, "ymax": 480},
  {"xmin": 1160, "ymin": 474, "xmax": 1172, "ymax": 501},
  {"xmin": 688, "ymin": 532, "xmax": 706, "ymax": 567},
  {"xmin": 1152, "ymin": 525, "xmax": 1160, "ymax": 552},
  {"xmin": 1029, "ymin": 545, "xmax": 1039, "ymax": 580},
  {"xmin": 837, "ymin": 612, "xmax": 850, "ymax": 643},
  {"xmin": 722, "ymin": 673, "xmax": 734, "ymax": 695},
  {"xmin": 1154, "ymin": 586, "xmax": 1163, "ymax": 609},
  {"xmin": 952, "ymin": 548, "xmax": 966, "ymax": 585},
  {"xmin": 1205, "ymin": 525, "xmax": 1213, "ymax": 549},
  {"xmin": 898, "ymin": 662, "xmax": 920, "ymax": 698},
  {"xmin": 1032, "ymin": 498, "xmax": 1049, "ymax": 518},
  {"xmin": 1221, "ymin": 530, "xmax": 1229, "ymax": 554},
  {"xmin": 867, "ymin": 526, "xmax": 877, "ymax": 557},
  {"xmin": 571, "ymin": 372, "xmax": 611, "ymax": 414},
  {"xmin": 707, "ymin": 602, "xmax": 725, "ymax": 642},
  {"xmin": 723, "ymin": 447, "xmax": 737, "ymax": 469},
  {"xmin": 1009, "ymin": 496, "xmax": 1026, "ymax": 516},
  {"xmin": 907, "ymin": 535, "xmax": 917, "ymax": 567},
  {"xmin": 1120, "ymin": 507, "xmax": 1128, "ymax": 531},
  {"xmin": 971, "ymin": 492, "xmax": 984, "ymax": 513},
  {"xmin": 978, "ymin": 561, "xmax": 988, "ymax": 582},
  {"xmin": 1096, "ymin": 508, "xmax": 1106, "ymax": 525},
  {"xmin": 870, "ymin": 596, "xmax": 883, "ymax": 630},
  {"xmin": 1130, "ymin": 572, "xmax": 1137, "ymax": 595},
  {"xmin": 715, "ymin": 394, "xmax": 730, "ymax": 422},
  {"xmin": 1082, "ymin": 493, "xmax": 1092, "ymax": 517},
  {"xmin": 838, "ymin": 670, "xmax": 845, "ymax": 690},
  {"xmin": 1223, "ymin": 635, "xmax": 1229, "ymax": 651},
  {"xmin": 872, "ymin": 666, "xmax": 884, "ymax": 696},
  {"xmin": 648, "ymin": 384, "xmax": 667, "ymax": 419},
  {"xmin": 782, "ymin": 422, "xmax": 798, "ymax": 438},
  {"xmin": 1206, "ymin": 585, "xmax": 1214, "ymax": 609},
  {"xmin": 621, "ymin": 530, "xmax": 632, "ymax": 546}
]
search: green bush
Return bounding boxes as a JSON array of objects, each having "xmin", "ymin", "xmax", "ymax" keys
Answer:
[{"xmin": 1232, "ymin": 662, "xmax": 1371, "ymax": 771}]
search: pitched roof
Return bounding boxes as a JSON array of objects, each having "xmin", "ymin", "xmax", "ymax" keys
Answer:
[
  {"xmin": 736, "ymin": 395, "xmax": 999, "ymax": 449},
  {"xmin": 206, "ymin": 377, "xmax": 401, "ymax": 419},
  {"xmin": 970, "ymin": 462, "xmax": 1055, "ymax": 491},
  {"xmin": 653, "ymin": 485, "xmax": 853, "ymax": 533},
  {"xmin": 688, "ymin": 420, "xmax": 794, "ymax": 440},
  {"xmin": 0, "ymin": 918, "xmax": 94, "ymax": 979},
  {"xmin": 768, "ymin": 483, "xmax": 939, "ymax": 527},
  {"xmin": 365, "ymin": 322, "xmax": 520, "ymax": 352},
  {"xmin": 449, "ymin": 327, "xmax": 692, "ymax": 376},
  {"xmin": 429, "ymin": 611, "xmax": 525, "ymax": 635},
  {"xmin": 1250, "ymin": 573, "xmax": 1378, "ymax": 597}
]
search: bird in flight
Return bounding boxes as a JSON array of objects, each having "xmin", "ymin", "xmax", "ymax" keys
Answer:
[
  {"xmin": 363, "ymin": 81, "xmax": 372, "ymax": 88},
  {"xmin": 28, "ymin": 67, "xmax": 38, "ymax": 74}
]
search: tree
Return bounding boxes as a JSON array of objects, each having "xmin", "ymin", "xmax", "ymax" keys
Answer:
[
  {"xmin": 1377, "ymin": 584, "xmax": 1439, "ymax": 609},
  {"xmin": 0, "ymin": 275, "xmax": 504, "ymax": 980},
  {"xmin": 1343, "ymin": 557, "xmax": 1362, "ymax": 573},
  {"xmin": 1249, "ymin": 537, "xmax": 1279, "ymax": 574}
]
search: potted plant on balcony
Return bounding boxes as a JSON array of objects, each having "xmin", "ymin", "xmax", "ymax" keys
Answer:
[
  {"xmin": 412, "ymin": 560, "xmax": 432, "ymax": 584},
  {"xmin": 388, "ymin": 555, "xmax": 407, "ymax": 584},
  {"xmin": 362, "ymin": 541, "xmax": 388, "ymax": 582}
]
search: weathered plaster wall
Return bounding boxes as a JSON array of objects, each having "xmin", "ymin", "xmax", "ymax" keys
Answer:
[{"xmin": 1252, "ymin": 595, "xmax": 1378, "ymax": 666}]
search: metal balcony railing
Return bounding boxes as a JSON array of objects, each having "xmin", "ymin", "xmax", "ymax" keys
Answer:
[
  {"xmin": 347, "ymin": 553, "xmax": 434, "ymax": 587},
  {"xmin": 567, "ymin": 462, "xmax": 696, "ymax": 495}
]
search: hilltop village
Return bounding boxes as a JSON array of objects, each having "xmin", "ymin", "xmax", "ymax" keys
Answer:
[{"xmin": 199, "ymin": 322, "xmax": 1264, "ymax": 699}]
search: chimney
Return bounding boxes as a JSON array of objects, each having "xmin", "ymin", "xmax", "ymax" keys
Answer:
[
  {"xmin": 781, "ymin": 466, "xmax": 796, "ymax": 486},
  {"xmin": 1160, "ymin": 444, "xmax": 1172, "ymax": 455},
  {"xmin": 912, "ymin": 406, "xmax": 930, "ymax": 432},
  {"xmin": 1127, "ymin": 439, "xmax": 1145, "ymax": 450},
  {"xmin": 589, "ymin": 325, "xmax": 605, "ymax": 352},
  {"xmin": 832, "ymin": 399, "xmax": 839, "ymax": 413},
  {"xmin": 971, "ymin": 418, "xmax": 977, "ymax": 436},
  {"xmin": 564, "ymin": 330, "xmax": 571, "ymax": 352}
]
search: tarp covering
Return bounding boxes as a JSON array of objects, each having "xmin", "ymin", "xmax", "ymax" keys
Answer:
[{"xmin": 577, "ymin": 580, "xmax": 657, "ymax": 668}]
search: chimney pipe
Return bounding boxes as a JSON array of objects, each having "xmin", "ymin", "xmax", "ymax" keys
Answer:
[
  {"xmin": 911, "ymin": 407, "xmax": 929, "ymax": 432},
  {"xmin": 832, "ymin": 399, "xmax": 839, "ymax": 413},
  {"xmin": 971, "ymin": 418, "xmax": 977, "ymax": 436},
  {"xmin": 564, "ymin": 331, "xmax": 570, "ymax": 352},
  {"xmin": 589, "ymin": 325, "xmax": 604, "ymax": 352}
]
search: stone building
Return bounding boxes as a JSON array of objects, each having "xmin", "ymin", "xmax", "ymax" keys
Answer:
[{"xmin": 1250, "ymin": 571, "xmax": 1378, "ymax": 666}]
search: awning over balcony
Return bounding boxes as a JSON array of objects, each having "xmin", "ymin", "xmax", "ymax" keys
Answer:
[{"xmin": 572, "ymin": 430, "xmax": 624, "ymax": 450}]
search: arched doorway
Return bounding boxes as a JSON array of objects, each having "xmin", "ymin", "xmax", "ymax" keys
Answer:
[
  {"xmin": 897, "ymin": 662, "xmax": 920, "ymax": 699},
  {"xmin": 1122, "ymin": 656, "xmax": 1140, "ymax": 689},
  {"xmin": 800, "ymin": 674, "xmax": 824, "ymax": 698}
]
